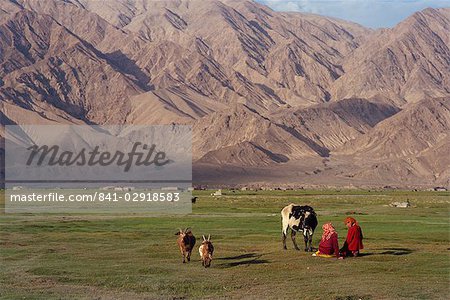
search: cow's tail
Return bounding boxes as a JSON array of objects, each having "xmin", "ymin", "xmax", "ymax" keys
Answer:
[
  {"xmin": 282, "ymin": 217, "xmax": 289, "ymax": 236},
  {"xmin": 281, "ymin": 204, "xmax": 293, "ymax": 236}
]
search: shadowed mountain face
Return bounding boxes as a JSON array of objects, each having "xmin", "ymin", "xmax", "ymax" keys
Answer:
[{"xmin": 1, "ymin": 0, "xmax": 449, "ymax": 188}]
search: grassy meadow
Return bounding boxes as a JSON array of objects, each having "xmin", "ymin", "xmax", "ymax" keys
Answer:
[{"xmin": 1, "ymin": 190, "xmax": 449, "ymax": 299}]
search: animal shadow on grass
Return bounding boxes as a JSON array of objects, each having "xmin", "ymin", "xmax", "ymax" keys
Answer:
[
  {"xmin": 217, "ymin": 253, "xmax": 269, "ymax": 268},
  {"xmin": 378, "ymin": 247, "xmax": 413, "ymax": 256},
  {"xmin": 335, "ymin": 295, "xmax": 371, "ymax": 300},
  {"xmin": 345, "ymin": 248, "xmax": 412, "ymax": 257}
]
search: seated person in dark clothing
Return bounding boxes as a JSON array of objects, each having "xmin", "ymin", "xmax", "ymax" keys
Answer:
[
  {"xmin": 313, "ymin": 222, "xmax": 340, "ymax": 258},
  {"xmin": 340, "ymin": 217, "xmax": 364, "ymax": 257}
]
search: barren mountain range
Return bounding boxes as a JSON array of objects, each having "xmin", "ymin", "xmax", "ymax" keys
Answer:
[{"xmin": 1, "ymin": 0, "xmax": 449, "ymax": 188}]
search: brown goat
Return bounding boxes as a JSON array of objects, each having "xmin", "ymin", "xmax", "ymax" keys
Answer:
[
  {"xmin": 175, "ymin": 228, "xmax": 196, "ymax": 263},
  {"xmin": 199, "ymin": 235, "xmax": 214, "ymax": 268}
]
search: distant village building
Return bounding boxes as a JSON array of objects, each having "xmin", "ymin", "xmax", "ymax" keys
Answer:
[
  {"xmin": 161, "ymin": 187, "xmax": 180, "ymax": 191},
  {"xmin": 101, "ymin": 186, "xmax": 115, "ymax": 190},
  {"xmin": 101, "ymin": 186, "xmax": 135, "ymax": 191},
  {"xmin": 390, "ymin": 200, "xmax": 411, "ymax": 208},
  {"xmin": 194, "ymin": 185, "xmax": 207, "ymax": 190},
  {"xmin": 260, "ymin": 187, "xmax": 274, "ymax": 191}
]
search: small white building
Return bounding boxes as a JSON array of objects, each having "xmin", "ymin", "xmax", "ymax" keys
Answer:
[
  {"xmin": 101, "ymin": 186, "xmax": 115, "ymax": 190},
  {"xmin": 211, "ymin": 189, "xmax": 222, "ymax": 196},
  {"xmin": 161, "ymin": 187, "xmax": 180, "ymax": 191},
  {"xmin": 390, "ymin": 201, "xmax": 411, "ymax": 208}
]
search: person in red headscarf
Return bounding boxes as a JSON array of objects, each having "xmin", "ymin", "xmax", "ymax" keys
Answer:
[
  {"xmin": 340, "ymin": 217, "xmax": 364, "ymax": 257},
  {"xmin": 313, "ymin": 222, "xmax": 340, "ymax": 258}
]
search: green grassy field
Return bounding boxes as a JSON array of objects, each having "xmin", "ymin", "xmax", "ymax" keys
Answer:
[{"xmin": 1, "ymin": 190, "xmax": 449, "ymax": 299}]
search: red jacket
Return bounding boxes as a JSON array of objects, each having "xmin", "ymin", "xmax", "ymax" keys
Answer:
[
  {"xmin": 345, "ymin": 224, "xmax": 364, "ymax": 251},
  {"xmin": 319, "ymin": 233, "xmax": 340, "ymax": 257}
]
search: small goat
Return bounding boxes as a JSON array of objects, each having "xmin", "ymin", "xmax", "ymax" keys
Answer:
[
  {"xmin": 175, "ymin": 228, "xmax": 196, "ymax": 263},
  {"xmin": 199, "ymin": 234, "xmax": 214, "ymax": 268}
]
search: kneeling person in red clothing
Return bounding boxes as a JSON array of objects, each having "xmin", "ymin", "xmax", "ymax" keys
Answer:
[
  {"xmin": 340, "ymin": 217, "xmax": 364, "ymax": 257},
  {"xmin": 313, "ymin": 222, "xmax": 340, "ymax": 258}
]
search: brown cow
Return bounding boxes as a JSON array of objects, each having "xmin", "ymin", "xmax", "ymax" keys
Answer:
[
  {"xmin": 199, "ymin": 235, "xmax": 214, "ymax": 268},
  {"xmin": 175, "ymin": 228, "xmax": 196, "ymax": 263}
]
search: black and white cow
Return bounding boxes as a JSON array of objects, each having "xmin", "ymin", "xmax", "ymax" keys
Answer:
[{"xmin": 281, "ymin": 204, "xmax": 318, "ymax": 251}]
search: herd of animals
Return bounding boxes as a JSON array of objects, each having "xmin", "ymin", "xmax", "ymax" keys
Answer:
[{"xmin": 176, "ymin": 203, "xmax": 317, "ymax": 268}]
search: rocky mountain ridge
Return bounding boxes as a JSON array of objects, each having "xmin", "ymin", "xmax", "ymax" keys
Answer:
[{"xmin": 1, "ymin": 0, "xmax": 449, "ymax": 188}]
